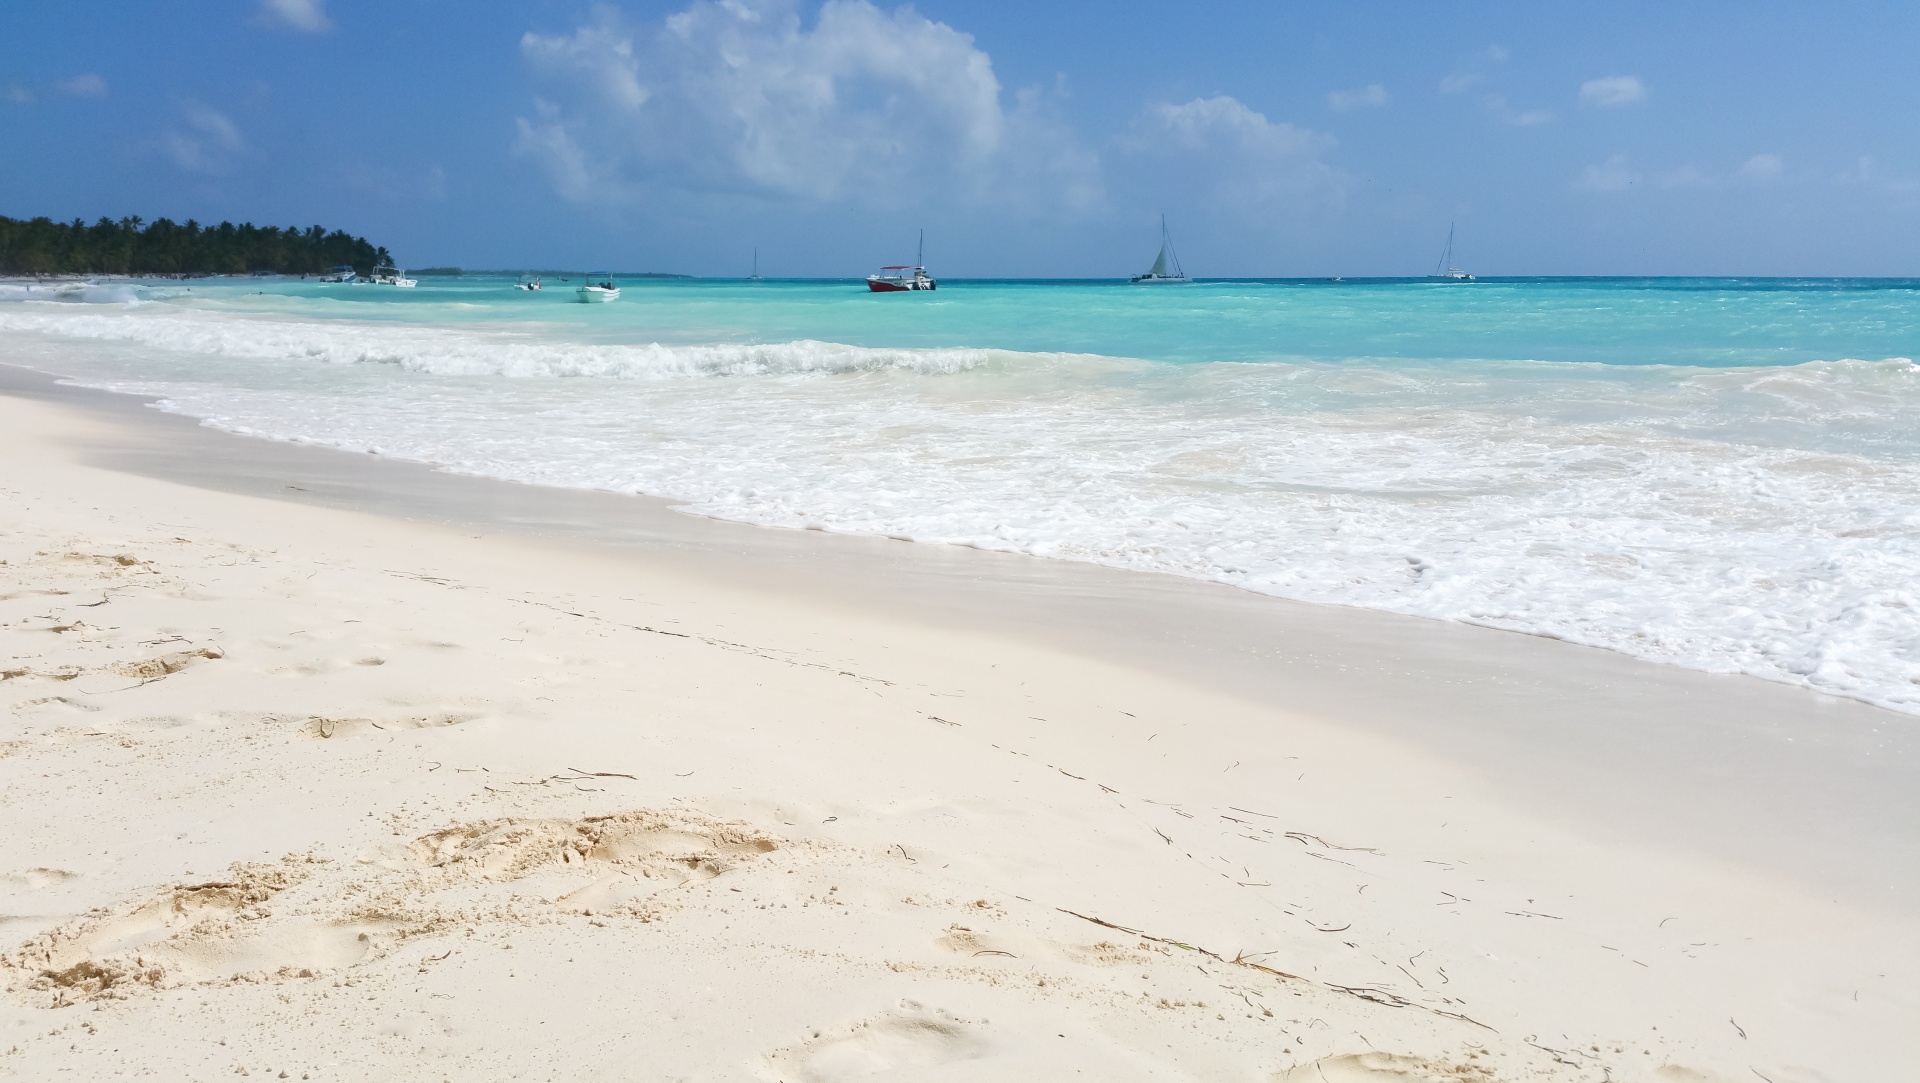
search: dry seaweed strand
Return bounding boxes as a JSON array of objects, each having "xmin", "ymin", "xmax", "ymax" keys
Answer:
[{"xmin": 1056, "ymin": 908, "xmax": 1495, "ymax": 1033}]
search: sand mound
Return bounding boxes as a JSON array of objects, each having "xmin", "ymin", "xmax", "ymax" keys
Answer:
[{"xmin": 3, "ymin": 806, "xmax": 785, "ymax": 1005}]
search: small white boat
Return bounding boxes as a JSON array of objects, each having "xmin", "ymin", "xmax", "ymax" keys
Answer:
[
  {"xmin": 577, "ymin": 272, "xmax": 619, "ymax": 303},
  {"xmin": 514, "ymin": 274, "xmax": 543, "ymax": 291},
  {"xmin": 369, "ymin": 266, "xmax": 417, "ymax": 287},
  {"xmin": 1426, "ymin": 222, "xmax": 1474, "ymax": 281},
  {"xmin": 1131, "ymin": 216, "xmax": 1190, "ymax": 283},
  {"xmin": 318, "ymin": 265, "xmax": 357, "ymax": 283}
]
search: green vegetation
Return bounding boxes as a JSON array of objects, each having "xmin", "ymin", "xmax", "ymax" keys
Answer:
[
  {"xmin": 0, "ymin": 215, "xmax": 392, "ymax": 276},
  {"xmin": 411, "ymin": 266, "xmax": 464, "ymax": 276}
]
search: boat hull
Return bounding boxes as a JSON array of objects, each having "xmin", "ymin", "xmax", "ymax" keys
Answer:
[
  {"xmin": 577, "ymin": 287, "xmax": 620, "ymax": 303},
  {"xmin": 1129, "ymin": 274, "xmax": 1190, "ymax": 284},
  {"xmin": 866, "ymin": 278, "xmax": 934, "ymax": 292}
]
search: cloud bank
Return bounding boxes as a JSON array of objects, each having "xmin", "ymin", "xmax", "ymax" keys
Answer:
[
  {"xmin": 1120, "ymin": 96, "xmax": 1345, "ymax": 223},
  {"xmin": 516, "ymin": 0, "xmax": 1098, "ymax": 213}
]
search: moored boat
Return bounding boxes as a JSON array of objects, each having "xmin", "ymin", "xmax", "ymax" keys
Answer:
[
  {"xmin": 866, "ymin": 266, "xmax": 935, "ymax": 292},
  {"xmin": 576, "ymin": 272, "xmax": 620, "ymax": 303},
  {"xmin": 867, "ymin": 230, "xmax": 936, "ymax": 292},
  {"xmin": 514, "ymin": 274, "xmax": 542, "ymax": 291},
  {"xmin": 1426, "ymin": 222, "xmax": 1475, "ymax": 281},
  {"xmin": 1131, "ymin": 216, "xmax": 1190, "ymax": 283}
]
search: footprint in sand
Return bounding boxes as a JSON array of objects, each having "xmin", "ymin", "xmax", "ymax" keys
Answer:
[
  {"xmin": 767, "ymin": 1002, "xmax": 989, "ymax": 1082},
  {"xmin": 296, "ymin": 712, "xmax": 482, "ymax": 739}
]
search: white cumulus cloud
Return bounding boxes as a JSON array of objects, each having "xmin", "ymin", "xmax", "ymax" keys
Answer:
[
  {"xmin": 258, "ymin": 0, "xmax": 330, "ymax": 33},
  {"xmin": 1483, "ymin": 95, "xmax": 1552, "ymax": 126},
  {"xmin": 1120, "ymin": 95, "xmax": 1345, "ymax": 222},
  {"xmin": 1740, "ymin": 153, "xmax": 1783, "ymax": 179},
  {"xmin": 516, "ymin": 0, "xmax": 1098, "ymax": 212},
  {"xmin": 1580, "ymin": 75, "xmax": 1645, "ymax": 107},
  {"xmin": 1327, "ymin": 84, "xmax": 1387, "ymax": 112},
  {"xmin": 165, "ymin": 102, "xmax": 244, "ymax": 173},
  {"xmin": 1573, "ymin": 154, "xmax": 1640, "ymax": 192},
  {"xmin": 57, "ymin": 73, "xmax": 107, "ymax": 98}
]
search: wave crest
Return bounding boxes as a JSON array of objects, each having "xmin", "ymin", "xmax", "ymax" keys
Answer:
[
  {"xmin": 0, "ymin": 308, "xmax": 1056, "ymax": 378},
  {"xmin": 0, "ymin": 309, "xmax": 1052, "ymax": 380}
]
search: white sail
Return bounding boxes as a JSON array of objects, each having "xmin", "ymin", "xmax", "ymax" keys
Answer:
[{"xmin": 1132, "ymin": 215, "xmax": 1188, "ymax": 283}]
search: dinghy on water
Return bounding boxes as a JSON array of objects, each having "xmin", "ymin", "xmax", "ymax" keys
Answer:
[
  {"xmin": 1131, "ymin": 215, "xmax": 1190, "ymax": 283},
  {"xmin": 576, "ymin": 272, "xmax": 620, "ymax": 302}
]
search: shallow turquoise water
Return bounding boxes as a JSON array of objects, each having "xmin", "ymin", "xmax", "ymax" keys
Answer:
[{"xmin": 4, "ymin": 274, "xmax": 1918, "ymax": 712}]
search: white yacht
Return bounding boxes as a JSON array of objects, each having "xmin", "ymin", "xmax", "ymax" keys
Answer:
[
  {"xmin": 1131, "ymin": 216, "xmax": 1190, "ymax": 283},
  {"xmin": 1427, "ymin": 222, "xmax": 1474, "ymax": 281},
  {"xmin": 577, "ymin": 272, "xmax": 620, "ymax": 303}
]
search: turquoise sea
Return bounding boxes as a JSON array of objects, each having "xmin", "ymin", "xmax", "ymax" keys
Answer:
[{"xmin": 4, "ymin": 274, "xmax": 1919, "ymax": 711}]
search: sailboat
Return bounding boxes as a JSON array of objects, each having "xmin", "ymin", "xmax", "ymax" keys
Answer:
[
  {"xmin": 866, "ymin": 229, "xmax": 937, "ymax": 292},
  {"xmin": 1131, "ymin": 215, "xmax": 1190, "ymax": 283},
  {"xmin": 748, "ymin": 248, "xmax": 762, "ymax": 281},
  {"xmin": 1428, "ymin": 222, "xmax": 1474, "ymax": 281}
]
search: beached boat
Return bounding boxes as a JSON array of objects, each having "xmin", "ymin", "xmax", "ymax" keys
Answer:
[
  {"xmin": 577, "ymin": 272, "xmax": 620, "ymax": 303},
  {"xmin": 1427, "ymin": 222, "xmax": 1474, "ymax": 281},
  {"xmin": 1131, "ymin": 216, "xmax": 1190, "ymax": 284},
  {"xmin": 514, "ymin": 274, "xmax": 543, "ymax": 291},
  {"xmin": 867, "ymin": 230, "xmax": 936, "ymax": 292},
  {"xmin": 318, "ymin": 265, "xmax": 357, "ymax": 283}
]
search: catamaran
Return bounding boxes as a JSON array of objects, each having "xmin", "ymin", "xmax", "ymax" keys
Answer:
[
  {"xmin": 867, "ymin": 230, "xmax": 937, "ymax": 292},
  {"xmin": 1428, "ymin": 222, "xmax": 1474, "ymax": 281},
  {"xmin": 1131, "ymin": 216, "xmax": 1190, "ymax": 283},
  {"xmin": 577, "ymin": 272, "xmax": 620, "ymax": 302}
]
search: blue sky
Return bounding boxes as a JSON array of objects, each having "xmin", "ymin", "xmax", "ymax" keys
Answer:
[{"xmin": 3, "ymin": 0, "xmax": 1917, "ymax": 276}]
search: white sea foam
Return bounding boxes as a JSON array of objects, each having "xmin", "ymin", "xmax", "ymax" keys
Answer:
[
  {"xmin": 0, "ymin": 281, "xmax": 143, "ymax": 305},
  {"xmin": 0, "ymin": 308, "xmax": 1024, "ymax": 377},
  {"xmin": 9, "ymin": 300, "xmax": 1920, "ymax": 715}
]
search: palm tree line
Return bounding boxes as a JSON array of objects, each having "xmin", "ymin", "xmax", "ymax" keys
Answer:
[{"xmin": 0, "ymin": 215, "xmax": 392, "ymax": 276}]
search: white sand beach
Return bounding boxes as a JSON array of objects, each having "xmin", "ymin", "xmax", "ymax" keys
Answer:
[{"xmin": 1, "ymin": 366, "xmax": 1913, "ymax": 1082}]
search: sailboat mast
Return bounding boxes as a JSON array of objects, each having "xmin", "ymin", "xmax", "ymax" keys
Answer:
[{"xmin": 917, "ymin": 228, "xmax": 924, "ymax": 268}]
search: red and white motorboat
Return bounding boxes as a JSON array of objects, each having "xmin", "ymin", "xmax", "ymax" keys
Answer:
[
  {"xmin": 866, "ymin": 265, "xmax": 936, "ymax": 292},
  {"xmin": 866, "ymin": 229, "xmax": 937, "ymax": 292}
]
